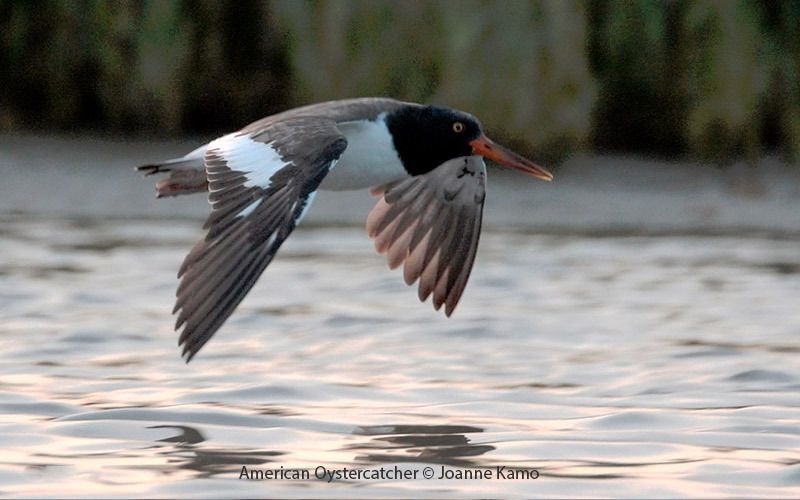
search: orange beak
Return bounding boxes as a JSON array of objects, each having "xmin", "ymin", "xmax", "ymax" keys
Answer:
[{"xmin": 470, "ymin": 135, "xmax": 553, "ymax": 181}]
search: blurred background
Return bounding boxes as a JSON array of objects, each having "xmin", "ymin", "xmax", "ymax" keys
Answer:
[
  {"xmin": 1, "ymin": 2, "xmax": 799, "ymax": 498},
  {"xmin": 2, "ymin": 0, "xmax": 800, "ymax": 164}
]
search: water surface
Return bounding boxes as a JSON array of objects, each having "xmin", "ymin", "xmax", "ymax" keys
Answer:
[{"xmin": 1, "ymin": 213, "xmax": 799, "ymax": 498}]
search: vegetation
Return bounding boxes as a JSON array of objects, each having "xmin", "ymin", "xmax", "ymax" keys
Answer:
[{"xmin": 1, "ymin": 0, "xmax": 798, "ymax": 163}]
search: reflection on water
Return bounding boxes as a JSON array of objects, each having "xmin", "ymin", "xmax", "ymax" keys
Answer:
[
  {"xmin": 1, "ymin": 215, "xmax": 799, "ymax": 498},
  {"xmin": 151, "ymin": 425, "xmax": 284, "ymax": 479},
  {"xmin": 350, "ymin": 425, "xmax": 494, "ymax": 467}
]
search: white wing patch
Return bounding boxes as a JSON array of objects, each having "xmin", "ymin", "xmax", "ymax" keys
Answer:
[
  {"xmin": 297, "ymin": 192, "xmax": 316, "ymax": 222},
  {"xmin": 207, "ymin": 133, "xmax": 289, "ymax": 190},
  {"xmin": 236, "ymin": 198, "xmax": 263, "ymax": 218}
]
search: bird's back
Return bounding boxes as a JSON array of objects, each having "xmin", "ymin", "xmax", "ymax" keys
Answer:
[{"xmin": 240, "ymin": 97, "xmax": 410, "ymax": 135}]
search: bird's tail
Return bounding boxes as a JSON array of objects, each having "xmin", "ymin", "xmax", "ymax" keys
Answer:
[{"xmin": 136, "ymin": 145, "xmax": 209, "ymax": 198}]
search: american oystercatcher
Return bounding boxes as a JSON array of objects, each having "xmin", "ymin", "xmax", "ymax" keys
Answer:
[{"xmin": 138, "ymin": 98, "xmax": 553, "ymax": 361}]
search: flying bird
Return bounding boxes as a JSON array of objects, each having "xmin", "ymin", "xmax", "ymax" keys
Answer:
[{"xmin": 137, "ymin": 98, "xmax": 553, "ymax": 361}]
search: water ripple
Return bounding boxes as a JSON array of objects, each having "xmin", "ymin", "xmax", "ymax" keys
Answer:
[{"xmin": 1, "ymin": 216, "xmax": 799, "ymax": 497}]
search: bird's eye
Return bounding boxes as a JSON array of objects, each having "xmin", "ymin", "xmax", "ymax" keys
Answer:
[{"xmin": 452, "ymin": 121, "xmax": 465, "ymax": 133}]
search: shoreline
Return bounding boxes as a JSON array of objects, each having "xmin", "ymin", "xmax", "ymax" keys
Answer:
[{"xmin": 2, "ymin": 133, "xmax": 799, "ymax": 235}]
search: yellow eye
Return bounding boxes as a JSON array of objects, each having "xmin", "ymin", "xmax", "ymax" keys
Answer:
[{"xmin": 453, "ymin": 121, "xmax": 465, "ymax": 133}]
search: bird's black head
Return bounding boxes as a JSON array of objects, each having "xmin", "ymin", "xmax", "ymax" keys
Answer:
[
  {"xmin": 385, "ymin": 104, "xmax": 553, "ymax": 181},
  {"xmin": 385, "ymin": 105, "xmax": 483, "ymax": 175}
]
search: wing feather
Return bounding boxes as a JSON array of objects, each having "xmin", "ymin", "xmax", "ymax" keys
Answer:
[
  {"xmin": 175, "ymin": 118, "xmax": 347, "ymax": 361},
  {"xmin": 367, "ymin": 156, "xmax": 487, "ymax": 316}
]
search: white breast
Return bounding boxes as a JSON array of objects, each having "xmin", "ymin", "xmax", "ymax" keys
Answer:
[{"xmin": 319, "ymin": 115, "xmax": 409, "ymax": 191}]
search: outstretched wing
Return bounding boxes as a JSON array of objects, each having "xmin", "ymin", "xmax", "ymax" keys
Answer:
[
  {"xmin": 366, "ymin": 156, "xmax": 486, "ymax": 316},
  {"xmin": 175, "ymin": 118, "xmax": 347, "ymax": 361}
]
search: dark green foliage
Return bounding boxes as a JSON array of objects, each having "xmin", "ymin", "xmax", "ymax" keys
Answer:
[
  {"xmin": 588, "ymin": 0, "xmax": 690, "ymax": 157},
  {"xmin": 0, "ymin": 0, "xmax": 798, "ymax": 162},
  {"xmin": 178, "ymin": 0, "xmax": 292, "ymax": 133},
  {"xmin": 0, "ymin": 0, "xmax": 291, "ymax": 134}
]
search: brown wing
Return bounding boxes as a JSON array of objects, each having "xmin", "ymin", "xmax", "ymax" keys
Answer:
[
  {"xmin": 174, "ymin": 117, "xmax": 348, "ymax": 362},
  {"xmin": 366, "ymin": 156, "xmax": 486, "ymax": 316}
]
